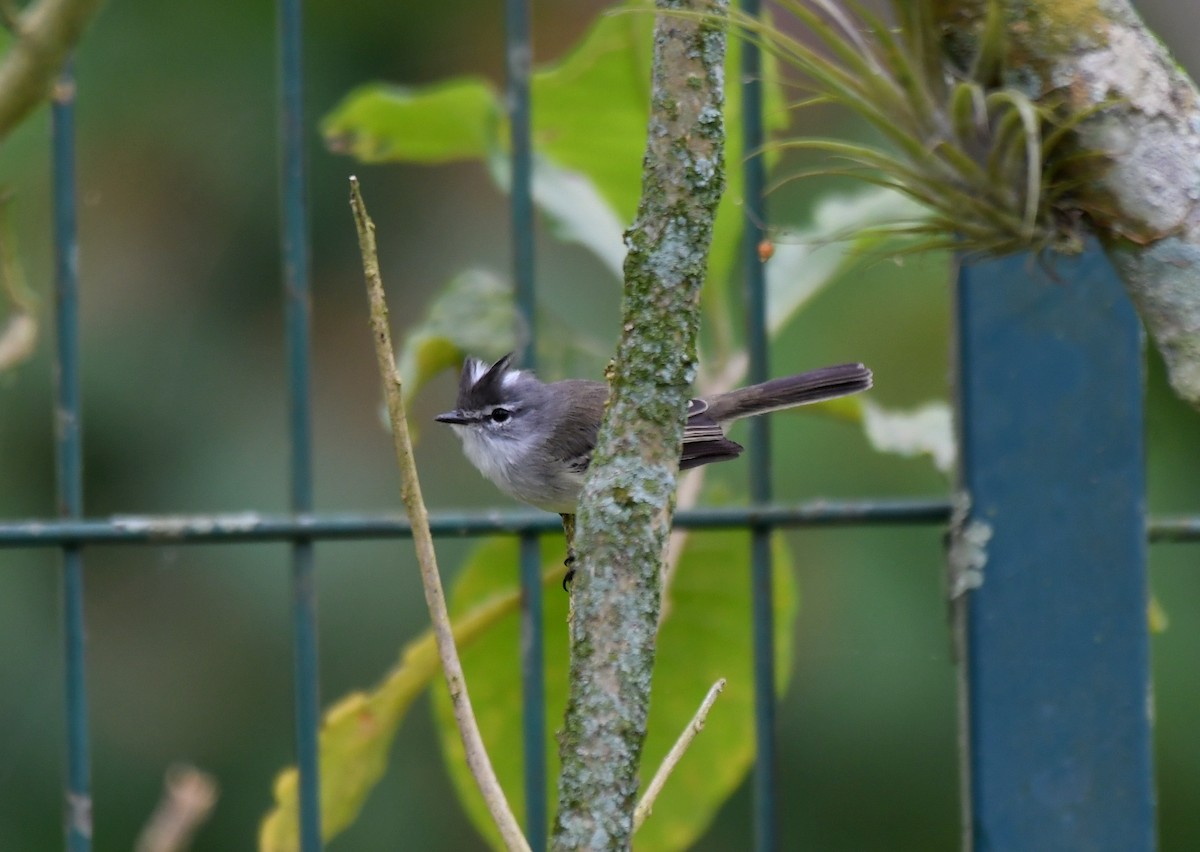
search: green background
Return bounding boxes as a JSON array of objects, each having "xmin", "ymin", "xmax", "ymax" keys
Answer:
[{"xmin": 1, "ymin": 1, "xmax": 1197, "ymax": 849}]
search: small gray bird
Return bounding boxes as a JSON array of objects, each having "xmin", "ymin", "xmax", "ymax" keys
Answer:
[{"xmin": 436, "ymin": 354, "xmax": 872, "ymax": 584}]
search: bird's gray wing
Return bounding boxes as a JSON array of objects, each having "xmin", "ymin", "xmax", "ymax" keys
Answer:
[
  {"xmin": 550, "ymin": 389, "xmax": 743, "ymax": 473},
  {"xmin": 546, "ymin": 380, "xmax": 609, "ymax": 473}
]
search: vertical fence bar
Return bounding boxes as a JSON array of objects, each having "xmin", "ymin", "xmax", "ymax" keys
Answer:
[
  {"xmin": 739, "ymin": 3, "xmax": 777, "ymax": 849},
  {"xmin": 505, "ymin": 0, "xmax": 544, "ymax": 846},
  {"xmin": 517, "ymin": 531, "xmax": 545, "ymax": 851},
  {"xmin": 52, "ymin": 62, "xmax": 93, "ymax": 852},
  {"xmin": 277, "ymin": 0, "xmax": 322, "ymax": 848},
  {"xmin": 954, "ymin": 248, "xmax": 1155, "ymax": 851},
  {"xmin": 505, "ymin": 0, "xmax": 535, "ymax": 343}
]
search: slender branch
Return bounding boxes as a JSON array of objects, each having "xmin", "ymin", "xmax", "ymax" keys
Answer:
[
  {"xmin": 349, "ymin": 177, "xmax": 531, "ymax": 852},
  {"xmin": 135, "ymin": 764, "xmax": 219, "ymax": 852},
  {"xmin": 0, "ymin": 0, "xmax": 105, "ymax": 143},
  {"xmin": 551, "ymin": 1, "xmax": 729, "ymax": 848},
  {"xmin": 633, "ymin": 678, "xmax": 727, "ymax": 832}
]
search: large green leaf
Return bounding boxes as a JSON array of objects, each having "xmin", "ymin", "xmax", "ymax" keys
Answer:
[
  {"xmin": 320, "ymin": 4, "xmax": 654, "ymax": 223},
  {"xmin": 433, "ymin": 531, "xmax": 797, "ymax": 850},
  {"xmin": 322, "ymin": 1, "xmax": 788, "ymax": 357}
]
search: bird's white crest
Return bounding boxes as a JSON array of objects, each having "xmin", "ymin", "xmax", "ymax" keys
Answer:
[
  {"xmin": 466, "ymin": 358, "xmax": 491, "ymax": 385},
  {"xmin": 501, "ymin": 369, "xmax": 524, "ymax": 388}
]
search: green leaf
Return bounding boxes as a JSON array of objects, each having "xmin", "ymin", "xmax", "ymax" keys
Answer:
[
  {"xmin": 257, "ymin": 571, "xmax": 561, "ymax": 851},
  {"xmin": 433, "ymin": 531, "xmax": 798, "ymax": 850},
  {"xmin": 319, "ymin": 5, "xmax": 656, "ymax": 221},
  {"xmin": 321, "ymin": 1, "xmax": 789, "ymax": 363},
  {"xmin": 526, "ymin": 5, "xmax": 654, "ymax": 225},
  {"xmin": 395, "ymin": 268, "xmax": 518, "ymax": 404},
  {"xmin": 322, "ymin": 78, "xmax": 504, "ymax": 164}
]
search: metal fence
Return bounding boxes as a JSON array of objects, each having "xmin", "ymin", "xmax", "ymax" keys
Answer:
[{"xmin": 1, "ymin": 1, "xmax": 1197, "ymax": 850}]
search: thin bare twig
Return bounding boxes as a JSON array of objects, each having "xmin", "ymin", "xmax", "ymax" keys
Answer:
[
  {"xmin": 349, "ymin": 176, "xmax": 531, "ymax": 852},
  {"xmin": 633, "ymin": 678, "xmax": 728, "ymax": 831},
  {"xmin": 134, "ymin": 764, "xmax": 218, "ymax": 852},
  {"xmin": 0, "ymin": 193, "xmax": 38, "ymax": 372}
]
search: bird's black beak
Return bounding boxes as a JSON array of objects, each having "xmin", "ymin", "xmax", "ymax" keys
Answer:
[{"xmin": 435, "ymin": 411, "xmax": 470, "ymax": 425}]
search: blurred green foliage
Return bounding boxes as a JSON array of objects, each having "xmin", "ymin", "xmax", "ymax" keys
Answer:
[{"xmin": 0, "ymin": 2, "xmax": 1197, "ymax": 851}]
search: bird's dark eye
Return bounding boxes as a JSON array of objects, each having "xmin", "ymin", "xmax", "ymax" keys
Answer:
[{"xmin": 490, "ymin": 408, "xmax": 512, "ymax": 423}]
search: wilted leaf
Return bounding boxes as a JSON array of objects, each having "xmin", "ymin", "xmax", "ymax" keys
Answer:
[{"xmin": 433, "ymin": 532, "xmax": 798, "ymax": 850}]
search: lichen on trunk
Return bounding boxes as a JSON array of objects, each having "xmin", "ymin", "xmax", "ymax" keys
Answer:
[{"xmin": 549, "ymin": 0, "xmax": 728, "ymax": 849}]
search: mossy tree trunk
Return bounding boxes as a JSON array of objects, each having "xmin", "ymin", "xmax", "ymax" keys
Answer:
[{"xmin": 550, "ymin": 0, "xmax": 728, "ymax": 849}]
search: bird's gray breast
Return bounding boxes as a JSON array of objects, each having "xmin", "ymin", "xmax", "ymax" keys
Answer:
[{"xmin": 459, "ymin": 427, "xmax": 583, "ymax": 513}]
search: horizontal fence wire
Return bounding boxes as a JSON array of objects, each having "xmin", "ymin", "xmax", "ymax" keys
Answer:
[
  {"xmin": 0, "ymin": 499, "xmax": 951, "ymax": 546},
  {"xmin": 5, "ymin": 502, "xmax": 1200, "ymax": 548}
]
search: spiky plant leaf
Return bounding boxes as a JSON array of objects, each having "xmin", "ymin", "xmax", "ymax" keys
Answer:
[{"xmin": 717, "ymin": 0, "xmax": 1106, "ymax": 258}]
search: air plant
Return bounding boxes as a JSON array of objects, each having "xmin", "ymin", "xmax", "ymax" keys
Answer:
[{"xmin": 721, "ymin": 0, "xmax": 1110, "ymax": 258}]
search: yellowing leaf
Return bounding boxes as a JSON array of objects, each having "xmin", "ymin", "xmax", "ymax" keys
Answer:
[{"xmin": 258, "ymin": 577, "xmax": 552, "ymax": 851}]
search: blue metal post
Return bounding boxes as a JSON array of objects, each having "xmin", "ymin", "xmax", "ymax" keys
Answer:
[
  {"xmin": 277, "ymin": 0, "xmax": 322, "ymax": 848},
  {"xmin": 505, "ymin": 0, "xmax": 544, "ymax": 846},
  {"xmin": 52, "ymin": 63, "xmax": 93, "ymax": 852},
  {"xmin": 740, "ymin": 2, "xmax": 777, "ymax": 848},
  {"xmin": 955, "ymin": 249, "xmax": 1155, "ymax": 851}
]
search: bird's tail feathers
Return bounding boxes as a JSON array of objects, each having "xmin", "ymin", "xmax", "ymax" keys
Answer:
[{"xmin": 705, "ymin": 363, "xmax": 873, "ymax": 423}]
